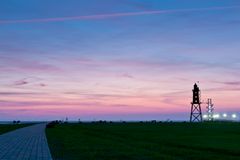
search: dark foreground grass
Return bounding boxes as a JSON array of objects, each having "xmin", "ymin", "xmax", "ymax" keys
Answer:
[
  {"xmin": 0, "ymin": 124, "xmax": 30, "ymax": 135},
  {"xmin": 46, "ymin": 122, "xmax": 240, "ymax": 160}
]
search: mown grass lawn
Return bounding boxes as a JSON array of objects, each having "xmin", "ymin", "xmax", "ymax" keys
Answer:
[
  {"xmin": 0, "ymin": 124, "xmax": 30, "ymax": 135},
  {"xmin": 47, "ymin": 122, "xmax": 240, "ymax": 160}
]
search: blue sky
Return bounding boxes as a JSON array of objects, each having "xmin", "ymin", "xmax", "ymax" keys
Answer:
[{"xmin": 0, "ymin": 0, "xmax": 240, "ymax": 121}]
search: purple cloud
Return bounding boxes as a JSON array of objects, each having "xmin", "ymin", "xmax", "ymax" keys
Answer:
[
  {"xmin": 39, "ymin": 83, "xmax": 47, "ymax": 87},
  {"xmin": 0, "ymin": 56, "xmax": 60, "ymax": 73},
  {"xmin": 221, "ymin": 81, "xmax": 240, "ymax": 85},
  {"xmin": 212, "ymin": 81, "xmax": 240, "ymax": 86},
  {"xmin": 13, "ymin": 77, "xmax": 45, "ymax": 87},
  {"xmin": 120, "ymin": 73, "xmax": 134, "ymax": 79},
  {"xmin": 205, "ymin": 87, "xmax": 240, "ymax": 92},
  {"xmin": 14, "ymin": 80, "xmax": 28, "ymax": 86}
]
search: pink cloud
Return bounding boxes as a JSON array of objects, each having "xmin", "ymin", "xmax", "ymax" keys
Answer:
[
  {"xmin": 0, "ymin": 99, "xmax": 171, "ymax": 114},
  {"xmin": 120, "ymin": 73, "xmax": 134, "ymax": 79},
  {"xmin": 0, "ymin": 92, "xmax": 43, "ymax": 96}
]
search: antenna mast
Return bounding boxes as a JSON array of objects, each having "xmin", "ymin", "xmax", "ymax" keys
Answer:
[{"xmin": 206, "ymin": 98, "xmax": 214, "ymax": 121}]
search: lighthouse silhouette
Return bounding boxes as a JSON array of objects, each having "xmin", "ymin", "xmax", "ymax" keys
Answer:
[{"xmin": 190, "ymin": 83, "xmax": 203, "ymax": 122}]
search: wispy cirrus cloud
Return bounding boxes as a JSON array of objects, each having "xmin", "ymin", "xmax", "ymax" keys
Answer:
[
  {"xmin": 0, "ymin": 92, "xmax": 44, "ymax": 96},
  {"xmin": 0, "ymin": 56, "xmax": 60, "ymax": 73},
  {"xmin": 222, "ymin": 81, "xmax": 240, "ymax": 86},
  {"xmin": 0, "ymin": 6, "xmax": 239, "ymax": 24},
  {"xmin": 39, "ymin": 83, "xmax": 47, "ymax": 87},
  {"xmin": 205, "ymin": 87, "xmax": 240, "ymax": 92},
  {"xmin": 63, "ymin": 92, "xmax": 139, "ymax": 99},
  {"xmin": 224, "ymin": 82, "xmax": 240, "ymax": 85},
  {"xmin": 70, "ymin": 57, "xmax": 209, "ymax": 71},
  {"xmin": 14, "ymin": 80, "xmax": 28, "ymax": 86},
  {"xmin": 13, "ymin": 77, "xmax": 47, "ymax": 87},
  {"xmin": 120, "ymin": 73, "xmax": 134, "ymax": 79},
  {"xmin": 213, "ymin": 81, "xmax": 240, "ymax": 86},
  {"xmin": 0, "ymin": 100, "xmax": 161, "ymax": 112}
]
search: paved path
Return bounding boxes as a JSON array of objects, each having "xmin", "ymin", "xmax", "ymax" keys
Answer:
[{"xmin": 0, "ymin": 123, "xmax": 52, "ymax": 160}]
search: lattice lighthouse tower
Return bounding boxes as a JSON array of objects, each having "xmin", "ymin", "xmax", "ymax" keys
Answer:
[{"xmin": 190, "ymin": 83, "xmax": 203, "ymax": 122}]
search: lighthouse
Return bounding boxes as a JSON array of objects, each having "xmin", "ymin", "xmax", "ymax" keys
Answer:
[{"xmin": 190, "ymin": 83, "xmax": 203, "ymax": 122}]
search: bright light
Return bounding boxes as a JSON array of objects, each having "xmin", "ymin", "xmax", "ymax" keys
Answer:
[
  {"xmin": 223, "ymin": 113, "xmax": 227, "ymax": 118},
  {"xmin": 232, "ymin": 114, "xmax": 237, "ymax": 119},
  {"xmin": 213, "ymin": 114, "xmax": 220, "ymax": 119},
  {"xmin": 203, "ymin": 114, "xmax": 208, "ymax": 119}
]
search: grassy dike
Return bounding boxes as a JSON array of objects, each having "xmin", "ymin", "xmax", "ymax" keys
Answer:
[
  {"xmin": 46, "ymin": 122, "xmax": 240, "ymax": 160},
  {"xmin": 0, "ymin": 124, "xmax": 30, "ymax": 135}
]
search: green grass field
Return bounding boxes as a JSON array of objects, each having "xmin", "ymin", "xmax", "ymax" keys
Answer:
[
  {"xmin": 46, "ymin": 122, "xmax": 240, "ymax": 160},
  {"xmin": 0, "ymin": 124, "xmax": 30, "ymax": 135}
]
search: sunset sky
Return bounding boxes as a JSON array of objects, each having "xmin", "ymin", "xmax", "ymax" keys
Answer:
[{"xmin": 1, "ymin": 0, "xmax": 240, "ymax": 121}]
